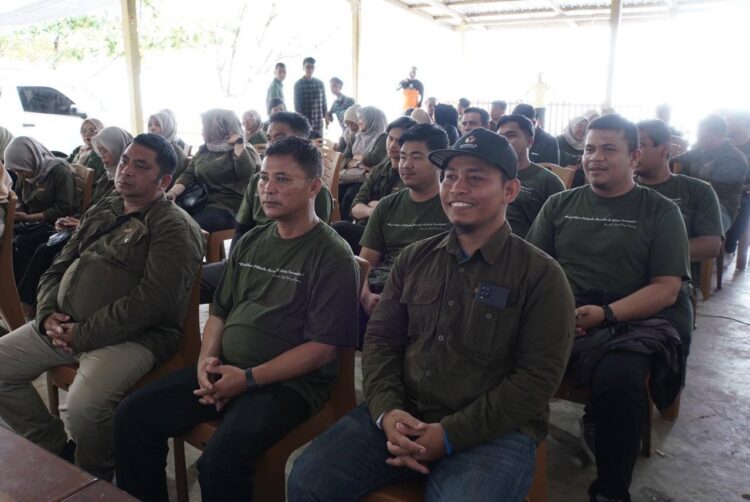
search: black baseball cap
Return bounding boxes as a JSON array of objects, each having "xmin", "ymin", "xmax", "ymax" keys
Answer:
[{"xmin": 428, "ymin": 128, "xmax": 518, "ymax": 179}]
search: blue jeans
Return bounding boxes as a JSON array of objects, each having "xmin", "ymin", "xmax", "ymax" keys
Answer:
[{"xmin": 287, "ymin": 404, "xmax": 536, "ymax": 502}]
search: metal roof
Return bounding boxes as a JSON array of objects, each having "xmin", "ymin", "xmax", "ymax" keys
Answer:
[{"xmin": 383, "ymin": 0, "xmax": 747, "ymax": 29}]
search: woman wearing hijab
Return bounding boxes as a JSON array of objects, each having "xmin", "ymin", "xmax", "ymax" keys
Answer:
[
  {"xmin": 0, "ymin": 127, "xmax": 16, "ymax": 189},
  {"xmin": 90, "ymin": 126, "xmax": 134, "ymax": 204},
  {"xmin": 4, "ymin": 137, "xmax": 75, "ymax": 283},
  {"xmin": 557, "ymin": 115, "xmax": 589, "ymax": 187},
  {"xmin": 434, "ymin": 104, "xmax": 460, "ymax": 144},
  {"xmin": 167, "ymin": 109, "xmax": 258, "ymax": 232},
  {"xmin": 242, "ymin": 110, "xmax": 267, "ymax": 146},
  {"xmin": 68, "ymin": 118, "xmax": 105, "ymax": 180},
  {"xmin": 147, "ymin": 110, "xmax": 188, "ymax": 181},
  {"xmin": 0, "ymin": 163, "xmax": 11, "ymax": 241},
  {"xmin": 336, "ymin": 104, "xmax": 361, "ymax": 153}
]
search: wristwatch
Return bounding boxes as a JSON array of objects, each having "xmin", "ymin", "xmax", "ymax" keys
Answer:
[
  {"xmin": 601, "ymin": 304, "xmax": 618, "ymax": 327},
  {"xmin": 245, "ymin": 367, "xmax": 260, "ymax": 393}
]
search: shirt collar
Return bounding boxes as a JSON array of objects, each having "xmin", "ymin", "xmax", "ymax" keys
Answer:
[
  {"xmin": 437, "ymin": 221, "xmax": 512, "ymax": 265},
  {"xmin": 109, "ymin": 192, "xmax": 167, "ymax": 219}
]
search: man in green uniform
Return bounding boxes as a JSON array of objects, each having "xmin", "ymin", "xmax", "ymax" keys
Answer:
[
  {"xmin": 289, "ymin": 128, "xmax": 575, "ymax": 502},
  {"xmin": 499, "ymin": 115, "xmax": 565, "ymax": 238},
  {"xmin": 636, "ymin": 119, "xmax": 723, "ymax": 284},
  {"xmin": 527, "ymin": 115, "xmax": 691, "ymax": 502},
  {"xmin": 359, "ymin": 123, "xmax": 451, "ymax": 322},
  {"xmin": 114, "ymin": 136, "xmax": 360, "ymax": 501},
  {"xmin": 0, "ymin": 134, "xmax": 204, "ymax": 479}
]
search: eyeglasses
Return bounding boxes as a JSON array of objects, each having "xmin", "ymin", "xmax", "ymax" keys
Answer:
[{"xmin": 81, "ymin": 128, "xmax": 98, "ymax": 135}]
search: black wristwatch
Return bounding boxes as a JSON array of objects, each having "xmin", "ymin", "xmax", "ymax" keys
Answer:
[
  {"xmin": 601, "ymin": 304, "xmax": 618, "ymax": 327},
  {"xmin": 245, "ymin": 367, "xmax": 260, "ymax": 393}
]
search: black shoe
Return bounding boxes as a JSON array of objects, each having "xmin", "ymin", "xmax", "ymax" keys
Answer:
[
  {"xmin": 579, "ymin": 414, "xmax": 596, "ymax": 464},
  {"xmin": 589, "ymin": 495, "xmax": 624, "ymax": 502},
  {"xmin": 59, "ymin": 439, "xmax": 76, "ymax": 464}
]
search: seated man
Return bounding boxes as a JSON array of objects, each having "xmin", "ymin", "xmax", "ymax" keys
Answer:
[
  {"xmin": 333, "ymin": 116, "xmax": 416, "ymax": 253},
  {"xmin": 0, "ymin": 134, "xmax": 204, "ymax": 479},
  {"xmin": 199, "ymin": 111, "xmax": 332, "ymax": 303},
  {"xmin": 527, "ymin": 115, "xmax": 691, "ymax": 502},
  {"xmin": 512, "ymin": 103, "xmax": 560, "ymax": 165},
  {"xmin": 289, "ymin": 129, "xmax": 575, "ymax": 502},
  {"xmin": 114, "ymin": 137, "xmax": 360, "ymax": 501},
  {"xmin": 459, "ymin": 106, "xmax": 490, "ymax": 134},
  {"xmin": 499, "ymin": 115, "xmax": 565, "ymax": 238},
  {"xmin": 673, "ymin": 114, "xmax": 749, "ymax": 231},
  {"xmin": 636, "ymin": 119, "xmax": 723, "ymax": 289},
  {"xmin": 359, "ymin": 123, "xmax": 452, "ymax": 318}
]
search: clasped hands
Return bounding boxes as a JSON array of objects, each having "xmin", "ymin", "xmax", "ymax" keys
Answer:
[
  {"xmin": 43, "ymin": 312, "xmax": 77, "ymax": 353},
  {"xmin": 194, "ymin": 357, "xmax": 246, "ymax": 412},
  {"xmin": 381, "ymin": 409, "xmax": 446, "ymax": 474}
]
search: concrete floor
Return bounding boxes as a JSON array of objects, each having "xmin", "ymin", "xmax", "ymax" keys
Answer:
[{"xmin": 5, "ymin": 260, "xmax": 749, "ymax": 501}]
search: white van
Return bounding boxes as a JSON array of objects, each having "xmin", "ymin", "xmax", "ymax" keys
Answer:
[{"xmin": 0, "ymin": 81, "xmax": 88, "ymax": 155}]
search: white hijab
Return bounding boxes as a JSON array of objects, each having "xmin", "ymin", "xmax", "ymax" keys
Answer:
[
  {"xmin": 149, "ymin": 111, "xmax": 177, "ymax": 143},
  {"xmin": 92, "ymin": 126, "xmax": 134, "ymax": 179},
  {"xmin": 352, "ymin": 106, "xmax": 387, "ymax": 156}
]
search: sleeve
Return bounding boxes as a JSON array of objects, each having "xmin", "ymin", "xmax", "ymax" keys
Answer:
[
  {"xmin": 176, "ymin": 155, "xmax": 197, "ymax": 187},
  {"xmin": 359, "ymin": 199, "xmax": 387, "ymax": 252},
  {"xmin": 692, "ymin": 181, "xmax": 724, "ymax": 238},
  {"xmin": 303, "ymin": 255, "xmax": 360, "ymax": 346},
  {"xmin": 210, "ymin": 237, "xmax": 243, "ymax": 319},
  {"xmin": 362, "ymin": 250, "xmax": 410, "ymax": 422},
  {"xmin": 72, "ymin": 217, "xmax": 205, "ymax": 352},
  {"xmin": 440, "ymin": 261, "xmax": 576, "ymax": 452},
  {"xmin": 294, "ymin": 81, "xmax": 302, "ymax": 112},
  {"xmin": 352, "ymin": 170, "xmax": 376, "ymax": 208},
  {"xmin": 42, "ymin": 169, "xmax": 75, "ymax": 221},
  {"xmin": 525, "ymin": 197, "xmax": 557, "ymax": 257},
  {"xmin": 362, "ymin": 134, "xmax": 388, "ymax": 168},
  {"xmin": 235, "ymin": 174, "xmax": 258, "ymax": 226},
  {"xmin": 543, "ymin": 136, "xmax": 560, "ymax": 164},
  {"xmin": 232, "ymin": 147, "xmax": 255, "ymax": 181},
  {"xmin": 314, "ymin": 186, "xmax": 333, "ymax": 223},
  {"xmin": 648, "ymin": 202, "xmax": 690, "ymax": 281},
  {"xmin": 546, "ymin": 170, "xmax": 566, "ymax": 196}
]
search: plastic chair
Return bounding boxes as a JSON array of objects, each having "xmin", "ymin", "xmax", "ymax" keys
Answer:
[{"xmin": 0, "ymin": 192, "xmax": 25, "ymax": 332}]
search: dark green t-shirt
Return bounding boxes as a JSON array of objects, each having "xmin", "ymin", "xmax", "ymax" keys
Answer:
[
  {"xmin": 507, "ymin": 162, "xmax": 565, "ymax": 238},
  {"xmin": 211, "ymin": 222, "xmax": 360, "ymax": 412},
  {"xmin": 526, "ymin": 184, "xmax": 692, "ymax": 345},
  {"xmin": 235, "ymin": 172, "xmax": 333, "ymax": 227}
]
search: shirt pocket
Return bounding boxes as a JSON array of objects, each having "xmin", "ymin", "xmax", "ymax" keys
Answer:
[
  {"xmin": 400, "ymin": 281, "xmax": 442, "ymax": 339},
  {"xmin": 463, "ymin": 304, "xmax": 520, "ymax": 363},
  {"xmin": 109, "ymin": 224, "xmax": 148, "ymax": 269}
]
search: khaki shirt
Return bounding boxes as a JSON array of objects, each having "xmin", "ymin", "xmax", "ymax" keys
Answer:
[
  {"xmin": 36, "ymin": 194, "xmax": 205, "ymax": 363},
  {"xmin": 363, "ymin": 223, "xmax": 575, "ymax": 452},
  {"xmin": 351, "ymin": 159, "xmax": 404, "ymax": 211}
]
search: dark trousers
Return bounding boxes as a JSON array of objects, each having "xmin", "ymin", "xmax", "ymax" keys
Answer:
[
  {"xmin": 12, "ymin": 224, "xmax": 54, "ymax": 285},
  {"xmin": 725, "ymin": 193, "xmax": 750, "ymax": 254},
  {"xmin": 113, "ymin": 367, "xmax": 310, "ymax": 502},
  {"xmin": 338, "ymin": 183, "xmax": 363, "ymax": 223},
  {"xmin": 191, "ymin": 206, "xmax": 236, "ymax": 233},
  {"xmin": 332, "ymin": 221, "xmax": 366, "ymax": 255},
  {"xmin": 587, "ymin": 351, "xmax": 652, "ymax": 502},
  {"xmin": 17, "ymin": 240, "xmax": 64, "ymax": 305}
]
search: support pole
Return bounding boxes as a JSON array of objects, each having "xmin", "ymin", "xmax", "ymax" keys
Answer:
[
  {"xmin": 604, "ymin": 0, "xmax": 622, "ymax": 108},
  {"xmin": 120, "ymin": 0, "xmax": 144, "ymax": 134},
  {"xmin": 350, "ymin": 0, "xmax": 362, "ymax": 101}
]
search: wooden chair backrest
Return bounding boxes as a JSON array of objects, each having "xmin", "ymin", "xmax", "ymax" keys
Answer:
[
  {"xmin": 323, "ymin": 152, "xmax": 344, "ymax": 223},
  {"xmin": 541, "ymin": 162, "xmax": 575, "ymax": 189},
  {"xmin": 70, "ymin": 164, "xmax": 95, "ymax": 212},
  {"xmin": 0, "ymin": 192, "xmax": 25, "ymax": 331}
]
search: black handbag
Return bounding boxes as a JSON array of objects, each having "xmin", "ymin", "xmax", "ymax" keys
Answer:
[
  {"xmin": 13, "ymin": 221, "xmax": 49, "ymax": 235},
  {"xmin": 176, "ymin": 183, "xmax": 208, "ymax": 215}
]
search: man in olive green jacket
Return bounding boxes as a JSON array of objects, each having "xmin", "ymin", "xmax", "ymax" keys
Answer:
[{"xmin": 0, "ymin": 134, "xmax": 204, "ymax": 480}]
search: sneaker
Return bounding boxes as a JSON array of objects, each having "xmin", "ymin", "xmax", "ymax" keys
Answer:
[
  {"xmin": 58, "ymin": 439, "xmax": 76, "ymax": 464},
  {"xmin": 579, "ymin": 414, "xmax": 596, "ymax": 464}
]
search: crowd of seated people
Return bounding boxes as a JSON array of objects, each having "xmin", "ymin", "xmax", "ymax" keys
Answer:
[{"xmin": 0, "ymin": 55, "xmax": 749, "ymax": 502}]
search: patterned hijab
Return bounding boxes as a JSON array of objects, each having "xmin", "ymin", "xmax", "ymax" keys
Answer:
[
  {"xmin": 201, "ymin": 109, "xmax": 244, "ymax": 152},
  {"xmin": 0, "ymin": 127, "xmax": 14, "ymax": 163},
  {"xmin": 92, "ymin": 126, "xmax": 134, "ymax": 179},
  {"xmin": 352, "ymin": 106, "xmax": 387, "ymax": 156},
  {"xmin": 149, "ymin": 110, "xmax": 177, "ymax": 143},
  {"xmin": 4, "ymin": 136, "xmax": 69, "ymax": 184},
  {"xmin": 76, "ymin": 118, "xmax": 105, "ymax": 165}
]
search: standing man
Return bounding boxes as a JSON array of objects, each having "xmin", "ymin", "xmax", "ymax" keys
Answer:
[
  {"xmin": 498, "ymin": 115, "xmax": 565, "ymax": 238},
  {"xmin": 289, "ymin": 128, "xmax": 575, "ymax": 502},
  {"xmin": 512, "ymin": 103, "xmax": 560, "ymax": 165},
  {"xmin": 398, "ymin": 66, "xmax": 424, "ymax": 111},
  {"xmin": 527, "ymin": 115, "xmax": 691, "ymax": 502},
  {"xmin": 294, "ymin": 57, "xmax": 327, "ymax": 135},
  {"xmin": 489, "ymin": 100, "xmax": 508, "ymax": 132},
  {"xmin": 326, "ymin": 77, "xmax": 356, "ymax": 129},
  {"xmin": 266, "ymin": 62, "xmax": 286, "ymax": 111}
]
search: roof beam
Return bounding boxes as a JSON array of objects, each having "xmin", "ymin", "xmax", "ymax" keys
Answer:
[
  {"xmin": 544, "ymin": 0, "xmax": 577, "ymax": 27},
  {"xmin": 379, "ymin": 0, "xmax": 449, "ymax": 26},
  {"xmin": 419, "ymin": 0, "xmax": 473, "ymax": 26}
]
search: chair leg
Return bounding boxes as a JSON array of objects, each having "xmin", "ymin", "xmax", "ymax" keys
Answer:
[
  {"xmin": 737, "ymin": 225, "xmax": 749, "ymax": 270},
  {"xmin": 525, "ymin": 441, "xmax": 547, "ymax": 502},
  {"xmin": 661, "ymin": 391, "xmax": 682, "ymax": 422},
  {"xmin": 716, "ymin": 248, "xmax": 724, "ymax": 290},
  {"xmin": 173, "ymin": 438, "xmax": 189, "ymax": 502},
  {"xmin": 699, "ymin": 260, "xmax": 713, "ymax": 300},
  {"xmin": 46, "ymin": 373, "xmax": 60, "ymax": 417}
]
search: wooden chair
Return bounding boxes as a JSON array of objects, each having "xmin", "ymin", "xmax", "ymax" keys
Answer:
[
  {"xmin": 46, "ymin": 271, "xmax": 203, "ymax": 416},
  {"xmin": 205, "ymin": 228, "xmax": 235, "ymax": 263},
  {"xmin": 361, "ymin": 441, "xmax": 548, "ymax": 502},
  {"xmin": 322, "ymin": 152, "xmax": 345, "ymax": 223},
  {"xmin": 70, "ymin": 164, "xmax": 95, "ymax": 213},
  {"xmin": 540, "ymin": 163, "xmax": 575, "ymax": 189},
  {"xmin": 173, "ymin": 257, "xmax": 371, "ymax": 502},
  {"xmin": 0, "ymin": 192, "xmax": 25, "ymax": 332}
]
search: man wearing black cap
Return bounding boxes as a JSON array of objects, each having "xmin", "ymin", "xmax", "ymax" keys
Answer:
[
  {"xmin": 288, "ymin": 128, "xmax": 575, "ymax": 502},
  {"xmin": 512, "ymin": 103, "xmax": 560, "ymax": 165}
]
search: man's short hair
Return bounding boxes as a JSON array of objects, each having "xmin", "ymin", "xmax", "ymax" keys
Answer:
[
  {"xmin": 132, "ymin": 133, "xmax": 176, "ymax": 177},
  {"xmin": 330, "ymin": 77, "xmax": 343, "ymax": 86},
  {"xmin": 275, "ymin": 62, "xmax": 286, "ymax": 70},
  {"xmin": 463, "ymin": 107, "xmax": 490, "ymax": 127},
  {"xmin": 498, "ymin": 114, "xmax": 535, "ymax": 139},
  {"xmin": 265, "ymin": 136, "xmax": 322, "ymax": 179},
  {"xmin": 512, "ymin": 103, "xmax": 536, "ymax": 121},
  {"xmin": 387, "ymin": 116, "xmax": 417, "ymax": 133},
  {"xmin": 491, "ymin": 100, "xmax": 508, "ymax": 111},
  {"xmin": 698, "ymin": 114, "xmax": 728, "ymax": 138},
  {"xmin": 398, "ymin": 123, "xmax": 449, "ymax": 151},
  {"xmin": 637, "ymin": 119, "xmax": 671, "ymax": 147},
  {"xmin": 303, "ymin": 57, "xmax": 316, "ymax": 66},
  {"xmin": 458, "ymin": 98, "xmax": 471, "ymax": 108},
  {"xmin": 269, "ymin": 111, "xmax": 312, "ymax": 138},
  {"xmin": 588, "ymin": 114, "xmax": 639, "ymax": 153}
]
